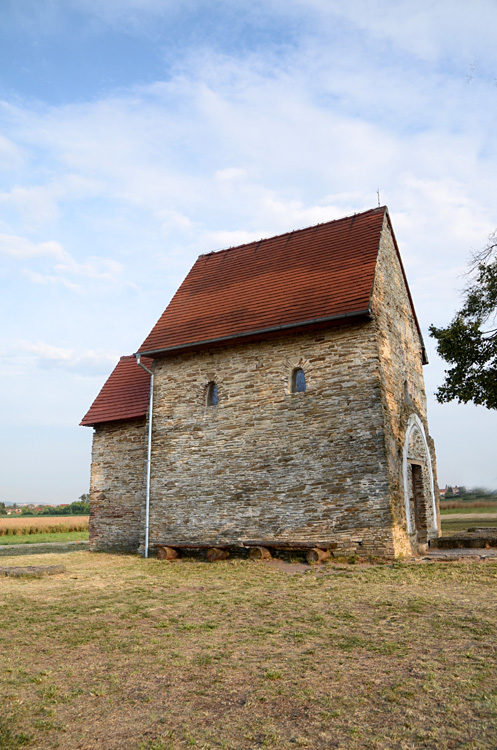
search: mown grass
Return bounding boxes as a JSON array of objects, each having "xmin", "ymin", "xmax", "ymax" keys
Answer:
[
  {"xmin": 1, "ymin": 552, "xmax": 497, "ymax": 749},
  {"xmin": 0, "ymin": 530, "xmax": 89, "ymax": 545}
]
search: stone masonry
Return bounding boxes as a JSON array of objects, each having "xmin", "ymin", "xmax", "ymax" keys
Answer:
[
  {"xmin": 137, "ymin": 221, "xmax": 438, "ymax": 559},
  {"xmin": 370, "ymin": 222, "xmax": 440, "ymax": 554},
  {"xmin": 89, "ymin": 418, "xmax": 147, "ymax": 552},
  {"xmin": 146, "ymin": 322, "xmax": 393, "ymax": 557}
]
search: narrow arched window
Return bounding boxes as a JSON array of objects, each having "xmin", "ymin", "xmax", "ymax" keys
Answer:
[
  {"xmin": 291, "ymin": 367, "xmax": 306, "ymax": 393},
  {"xmin": 206, "ymin": 382, "xmax": 218, "ymax": 406}
]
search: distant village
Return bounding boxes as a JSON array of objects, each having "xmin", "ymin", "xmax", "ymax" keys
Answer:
[
  {"xmin": 438, "ymin": 486, "xmax": 462, "ymax": 499},
  {"xmin": 1, "ymin": 504, "xmax": 71, "ymax": 515}
]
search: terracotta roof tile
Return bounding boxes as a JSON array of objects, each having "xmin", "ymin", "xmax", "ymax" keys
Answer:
[
  {"xmin": 138, "ymin": 207, "xmax": 386, "ymax": 354},
  {"xmin": 82, "ymin": 207, "xmax": 408, "ymax": 426},
  {"xmin": 80, "ymin": 355, "xmax": 152, "ymax": 426}
]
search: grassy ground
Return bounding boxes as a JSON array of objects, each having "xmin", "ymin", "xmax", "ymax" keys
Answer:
[
  {"xmin": 440, "ymin": 518, "xmax": 497, "ymax": 535},
  {"xmin": 1, "ymin": 551, "xmax": 496, "ymax": 750},
  {"xmin": 0, "ymin": 530, "xmax": 89, "ymax": 545}
]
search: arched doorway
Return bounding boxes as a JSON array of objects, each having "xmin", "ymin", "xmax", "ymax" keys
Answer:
[{"xmin": 402, "ymin": 415, "xmax": 437, "ymax": 549}]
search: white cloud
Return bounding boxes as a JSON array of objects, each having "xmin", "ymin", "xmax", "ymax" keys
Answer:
[
  {"xmin": 0, "ymin": 234, "xmax": 67, "ymax": 261},
  {"xmin": 0, "ymin": 185, "xmax": 60, "ymax": 227},
  {"xmin": 23, "ymin": 270, "xmax": 80, "ymax": 291},
  {"xmin": 4, "ymin": 340, "xmax": 121, "ymax": 377},
  {"xmin": 55, "ymin": 255, "xmax": 124, "ymax": 281},
  {"xmin": 292, "ymin": 0, "xmax": 497, "ymax": 65},
  {"xmin": 0, "ymin": 175, "xmax": 104, "ymax": 232},
  {"xmin": 0, "ymin": 231, "xmax": 126, "ymax": 289},
  {"xmin": 157, "ymin": 208, "xmax": 193, "ymax": 233},
  {"xmin": 0, "ymin": 133, "xmax": 25, "ymax": 171}
]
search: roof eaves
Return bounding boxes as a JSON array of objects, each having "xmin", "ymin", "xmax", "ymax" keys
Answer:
[
  {"xmin": 80, "ymin": 411, "xmax": 148, "ymax": 428},
  {"xmin": 136, "ymin": 308, "xmax": 372, "ymax": 357}
]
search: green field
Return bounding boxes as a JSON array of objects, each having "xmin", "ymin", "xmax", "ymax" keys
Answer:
[
  {"xmin": 0, "ymin": 530, "xmax": 89, "ymax": 545},
  {"xmin": 440, "ymin": 505, "xmax": 497, "ymax": 515},
  {"xmin": 1, "ymin": 551, "xmax": 496, "ymax": 750}
]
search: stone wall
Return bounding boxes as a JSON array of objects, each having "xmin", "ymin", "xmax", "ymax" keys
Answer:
[
  {"xmin": 371, "ymin": 219, "xmax": 440, "ymax": 554},
  {"xmin": 89, "ymin": 418, "xmax": 147, "ymax": 552},
  {"xmin": 144, "ymin": 320, "xmax": 398, "ymax": 558}
]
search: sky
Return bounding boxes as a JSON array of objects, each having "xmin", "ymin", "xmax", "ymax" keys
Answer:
[{"xmin": 1, "ymin": 0, "xmax": 496, "ymax": 504}]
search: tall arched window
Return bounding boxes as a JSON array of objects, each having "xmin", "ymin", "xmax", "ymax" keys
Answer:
[
  {"xmin": 291, "ymin": 367, "xmax": 306, "ymax": 393},
  {"xmin": 206, "ymin": 382, "xmax": 219, "ymax": 406}
]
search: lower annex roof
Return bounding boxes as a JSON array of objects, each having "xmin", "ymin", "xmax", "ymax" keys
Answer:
[{"xmin": 80, "ymin": 356, "xmax": 152, "ymax": 427}]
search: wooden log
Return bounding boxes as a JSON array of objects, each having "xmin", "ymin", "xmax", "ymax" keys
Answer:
[
  {"xmin": 206, "ymin": 547, "xmax": 230, "ymax": 562},
  {"xmin": 157, "ymin": 546, "xmax": 179, "ymax": 561},
  {"xmin": 306, "ymin": 548, "xmax": 331, "ymax": 565},
  {"xmin": 249, "ymin": 546, "xmax": 272, "ymax": 561},
  {"xmin": 153, "ymin": 542, "xmax": 234, "ymax": 549},
  {"xmin": 242, "ymin": 540, "xmax": 337, "ymax": 550}
]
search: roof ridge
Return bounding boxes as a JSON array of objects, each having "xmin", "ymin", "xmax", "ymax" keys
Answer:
[{"xmin": 198, "ymin": 206, "xmax": 387, "ymax": 259}]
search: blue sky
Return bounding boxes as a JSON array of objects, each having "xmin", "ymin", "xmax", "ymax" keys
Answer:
[{"xmin": 1, "ymin": 0, "xmax": 496, "ymax": 503}]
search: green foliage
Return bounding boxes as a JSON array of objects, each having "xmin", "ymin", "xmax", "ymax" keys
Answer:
[
  {"xmin": 429, "ymin": 232, "xmax": 497, "ymax": 409},
  {"xmin": 460, "ymin": 486, "xmax": 497, "ymax": 500},
  {"xmin": 32, "ymin": 500, "xmax": 90, "ymax": 516}
]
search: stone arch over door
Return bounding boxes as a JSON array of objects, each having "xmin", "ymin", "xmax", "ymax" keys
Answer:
[{"xmin": 402, "ymin": 414, "xmax": 437, "ymax": 545}]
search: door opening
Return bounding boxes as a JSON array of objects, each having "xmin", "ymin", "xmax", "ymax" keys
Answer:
[{"xmin": 410, "ymin": 463, "xmax": 427, "ymax": 545}]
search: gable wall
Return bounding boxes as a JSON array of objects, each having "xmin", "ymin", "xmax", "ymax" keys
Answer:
[
  {"xmin": 371, "ymin": 220, "xmax": 440, "ymax": 553},
  {"xmin": 89, "ymin": 417, "xmax": 147, "ymax": 552},
  {"xmin": 145, "ymin": 322, "xmax": 398, "ymax": 558}
]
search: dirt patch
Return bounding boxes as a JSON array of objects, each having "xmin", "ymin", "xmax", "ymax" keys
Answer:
[
  {"xmin": 0, "ymin": 564, "xmax": 66, "ymax": 577},
  {"xmin": 0, "ymin": 540, "xmax": 89, "ymax": 556}
]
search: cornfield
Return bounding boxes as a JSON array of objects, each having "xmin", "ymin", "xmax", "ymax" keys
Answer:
[{"xmin": 0, "ymin": 515, "xmax": 89, "ymax": 537}]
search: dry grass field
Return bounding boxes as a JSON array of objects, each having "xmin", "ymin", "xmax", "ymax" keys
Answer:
[
  {"xmin": 1, "ymin": 551, "xmax": 496, "ymax": 750},
  {"xmin": 0, "ymin": 515, "xmax": 89, "ymax": 537}
]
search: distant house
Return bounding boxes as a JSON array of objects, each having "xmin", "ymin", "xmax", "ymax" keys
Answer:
[
  {"xmin": 442, "ymin": 485, "xmax": 461, "ymax": 498},
  {"xmin": 81, "ymin": 207, "xmax": 440, "ymax": 559}
]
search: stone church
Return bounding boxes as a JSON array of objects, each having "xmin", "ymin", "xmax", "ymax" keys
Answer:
[{"xmin": 81, "ymin": 206, "xmax": 440, "ymax": 560}]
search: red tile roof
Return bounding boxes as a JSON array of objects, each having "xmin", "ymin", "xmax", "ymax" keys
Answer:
[
  {"xmin": 82, "ymin": 206, "xmax": 424, "ymax": 427},
  {"xmin": 80, "ymin": 355, "xmax": 152, "ymax": 426},
  {"xmin": 138, "ymin": 207, "xmax": 386, "ymax": 354}
]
